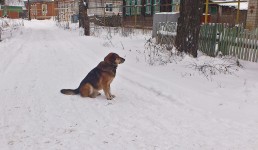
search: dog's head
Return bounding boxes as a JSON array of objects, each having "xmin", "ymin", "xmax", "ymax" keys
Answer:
[{"xmin": 104, "ymin": 53, "xmax": 125, "ymax": 65}]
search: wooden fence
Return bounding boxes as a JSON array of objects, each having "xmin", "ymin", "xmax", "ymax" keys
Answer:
[
  {"xmin": 199, "ymin": 23, "xmax": 258, "ymax": 62},
  {"xmin": 156, "ymin": 22, "xmax": 258, "ymax": 62}
]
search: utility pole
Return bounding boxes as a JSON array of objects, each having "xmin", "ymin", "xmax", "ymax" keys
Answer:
[
  {"xmin": 204, "ymin": 0, "xmax": 209, "ymax": 24},
  {"xmin": 236, "ymin": 0, "xmax": 240, "ymax": 24}
]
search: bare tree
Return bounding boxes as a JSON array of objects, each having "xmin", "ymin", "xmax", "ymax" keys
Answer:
[{"xmin": 175, "ymin": 0, "xmax": 204, "ymax": 58}]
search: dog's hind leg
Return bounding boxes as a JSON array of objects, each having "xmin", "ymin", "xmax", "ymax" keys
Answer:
[
  {"xmin": 90, "ymin": 90, "xmax": 101, "ymax": 98},
  {"xmin": 79, "ymin": 83, "xmax": 93, "ymax": 97}
]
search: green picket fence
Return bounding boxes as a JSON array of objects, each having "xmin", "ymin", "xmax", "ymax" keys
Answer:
[
  {"xmin": 199, "ymin": 23, "xmax": 258, "ymax": 62},
  {"xmin": 221, "ymin": 28, "xmax": 258, "ymax": 62},
  {"xmin": 199, "ymin": 23, "xmax": 218, "ymax": 57}
]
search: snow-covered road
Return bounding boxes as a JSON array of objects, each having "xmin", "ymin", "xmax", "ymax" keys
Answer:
[{"xmin": 0, "ymin": 20, "xmax": 258, "ymax": 150}]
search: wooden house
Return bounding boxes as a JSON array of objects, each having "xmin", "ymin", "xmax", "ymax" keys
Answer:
[
  {"xmin": 24, "ymin": 0, "xmax": 57, "ymax": 20},
  {"xmin": 87, "ymin": 0, "xmax": 123, "ymax": 17},
  {"xmin": 55, "ymin": 0, "xmax": 79, "ymax": 22},
  {"xmin": 122, "ymin": 0, "xmax": 180, "ymax": 28},
  {"xmin": 207, "ymin": 0, "xmax": 248, "ymax": 25},
  {"xmin": 0, "ymin": 0, "xmax": 24, "ymax": 19},
  {"xmin": 0, "ymin": 5, "xmax": 23, "ymax": 18}
]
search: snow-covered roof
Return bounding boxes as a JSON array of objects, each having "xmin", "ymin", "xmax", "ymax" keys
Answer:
[
  {"xmin": 155, "ymin": 12, "xmax": 180, "ymax": 15},
  {"xmin": 211, "ymin": 0, "xmax": 248, "ymax": 10},
  {"xmin": 5, "ymin": 0, "xmax": 25, "ymax": 6}
]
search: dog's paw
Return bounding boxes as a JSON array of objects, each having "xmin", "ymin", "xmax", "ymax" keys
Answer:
[
  {"xmin": 106, "ymin": 95, "xmax": 115, "ymax": 100},
  {"xmin": 107, "ymin": 97, "xmax": 113, "ymax": 100}
]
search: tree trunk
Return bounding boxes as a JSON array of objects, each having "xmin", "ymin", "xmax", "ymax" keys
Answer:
[
  {"xmin": 175, "ymin": 0, "xmax": 204, "ymax": 58},
  {"xmin": 83, "ymin": 8, "xmax": 90, "ymax": 36},
  {"xmin": 79, "ymin": 0, "xmax": 90, "ymax": 36}
]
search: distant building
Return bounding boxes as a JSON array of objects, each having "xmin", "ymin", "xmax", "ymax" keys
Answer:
[
  {"xmin": 122, "ymin": 0, "xmax": 179, "ymax": 28},
  {"xmin": 55, "ymin": 0, "xmax": 79, "ymax": 22},
  {"xmin": 25, "ymin": 0, "xmax": 57, "ymax": 20},
  {"xmin": 0, "ymin": 0, "xmax": 24, "ymax": 18},
  {"xmin": 207, "ymin": 0, "xmax": 248, "ymax": 25},
  {"xmin": 87, "ymin": 0, "xmax": 123, "ymax": 17}
]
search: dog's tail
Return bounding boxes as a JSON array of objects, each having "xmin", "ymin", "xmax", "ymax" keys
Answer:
[{"xmin": 60, "ymin": 88, "xmax": 79, "ymax": 95}]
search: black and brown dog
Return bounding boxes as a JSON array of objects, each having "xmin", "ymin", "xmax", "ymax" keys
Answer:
[{"xmin": 60, "ymin": 53, "xmax": 125, "ymax": 100}]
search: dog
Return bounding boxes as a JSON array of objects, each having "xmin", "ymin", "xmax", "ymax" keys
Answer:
[{"xmin": 60, "ymin": 52, "xmax": 125, "ymax": 100}]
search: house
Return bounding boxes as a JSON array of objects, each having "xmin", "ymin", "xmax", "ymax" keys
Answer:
[
  {"xmin": 0, "ymin": 5, "xmax": 23, "ymax": 18},
  {"xmin": 207, "ymin": 0, "xmax": 248, "ymax": 25},
  {"xmin": 55, "ymin": 0, "xmax": 79, "ymax": 22},
  {"xmin": 0, "ymin": 0, "xmax": 24, "ymax": 18},
  {"xmin": 87, "ymin": 0, "xmax": 123, "ymax": 17},
  {"xmin": 25, "ymin": 0, "xmax": 57, "ymax": 20},
  {"xmin": 122, "ymin": 0, "xmax": 180, "ymax": 28},
  {"xmin": 86, "ymin": 0, "xmax": 123, "ymax": 27}
]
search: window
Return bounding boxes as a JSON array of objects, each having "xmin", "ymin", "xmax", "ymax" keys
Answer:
[
  {"xmin": 135, "ymin": 0, "xmax": 141, "ymax": 15},
  {"xmin": 131, "ymin": 0, "xmax": 135, "ymax": 15},
  {"xmin": 31, "ymin": 4, "xmax": 37, "ymax": 16},
  {"xmin": 105, "ymin": 3, "xmax": 113, "ymax": 12},
  {"xmin": 125, "ymin": 0, "xmax": 141, "ymax": 16},
  {"xmin": 125, "ymin": 0, "xmax": 131, "ymax": 15},
  {"xmin": 42, "ymin": 4, "xmax": 47, "ymax": 15},
  {"xmin": 210, "ymin": 6, "xmax": 217, "ymax": 15},
  {"xmin": 153, "ymin": 0, "xmax": 160, "ymax": 13},
  {"xmin": 145, "ymin": 0, "xmax": 151, "ymax": 14},
  {"xmin": 172, "ymin": 0, "xmax": 180, "ymax": 12}
]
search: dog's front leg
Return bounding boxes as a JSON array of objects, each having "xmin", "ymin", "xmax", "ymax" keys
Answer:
[
  {"xmin": 108, "ymin": 85, "xmax": 115, "ymax": 99},
  {"xmin": 103, "ymin": 85, "xmax": 112, "ymax": 100},
  {"xmin": 103, "ymin": 85, "xmax": 115, "ymax": 100}
]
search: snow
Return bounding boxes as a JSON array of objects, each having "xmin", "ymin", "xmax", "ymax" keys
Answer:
[
  {"xmin": 5, "ymin": 0, "xmax": 24, "ymax": 6},
  {"xmin": 218, "ymin": 2, "xmax": 248, "ymax": 10},
  {"xmin": 0, "ymin": 19, "xmax": 258, "ymax": 150},
  {"xmin": 211, "ymin": 0, "xmax": 248, "ymax": 10}
]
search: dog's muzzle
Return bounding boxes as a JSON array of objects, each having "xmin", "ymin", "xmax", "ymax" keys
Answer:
[{"xmin": 121, "ymin": 58, "xmax": 125, "ymax": 63}]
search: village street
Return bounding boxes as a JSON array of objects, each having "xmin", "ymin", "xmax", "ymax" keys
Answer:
[{"xmin": 0, "ymin": 20, "xmax": 258, "ymax": 150}]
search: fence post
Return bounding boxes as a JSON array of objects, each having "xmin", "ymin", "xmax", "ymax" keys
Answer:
[
  {"xmin": 134, "ymin": 5, "xmax": 137, "ymax": 28},
  {"xmin": 236, "ymin": 0, "xmax": 240, "ymax": 24},
  {"xmin": 104, "ymin": 7, "xmax": 106, "ymax": 26},
  {"xmin": 205, "ymin": 0, "xmax": 209, "ymax": 24}
]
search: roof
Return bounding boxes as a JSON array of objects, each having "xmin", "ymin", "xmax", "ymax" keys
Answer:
[
  {"xmin": 5, "ymin": 0, "xmax": 25, "ymax": 6},
  {"xmin": 211, "ymin": 0, "xmax": 248, "ymax": 10}
]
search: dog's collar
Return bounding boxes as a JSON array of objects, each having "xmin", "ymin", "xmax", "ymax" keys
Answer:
[
  {"xmin": 106, "ymin": 62, "xmax": 117, "ymax": 69},
  {"xmin": 113, "ymin": 64, "xmax": 117, "ymax": 69}
]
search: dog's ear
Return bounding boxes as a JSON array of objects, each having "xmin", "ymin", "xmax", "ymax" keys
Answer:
[{"xmin": 97, "ymin": 61, "xmax": 114, "ymax": 71}]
